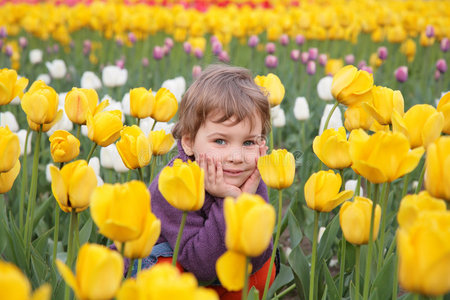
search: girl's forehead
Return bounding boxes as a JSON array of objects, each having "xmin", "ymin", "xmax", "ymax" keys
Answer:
[{"xmin": 205, "ymin": 113, "xmax": 263, "ymax": 134}]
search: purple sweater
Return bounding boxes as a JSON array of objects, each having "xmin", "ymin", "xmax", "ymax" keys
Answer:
[{"xmin": 149, "ymin": 141, "xmax": 273, "ymax": 282}]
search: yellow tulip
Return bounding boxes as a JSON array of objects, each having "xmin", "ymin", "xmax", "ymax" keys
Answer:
[
  {"xmin": 86, "ymin": 110, "xmax": 123, "ymax": 147},
  {"xmin": 397, "ymin": 192, "xmax": 446, "ymax": 229},
  {"xmin": 224, "ymin": 193, "xmax": 275, "ymax": 257},
  {"xmin": 0, "ymin": 260, "xmax": 51, "ymax": 300},
  {"xmin": 392, "ymin": 104, "xmax": 444, "ymax": 148},
  {"xmin": 0, "ymin": 159, "xmax": 21, "ymax": 194},
  {"xmin": 0, "ymin": 126, "xmax": 20, "ymax": 173},
  {"xmin": 397, "ymin": 211, "xmax": 450, "ymax": 296},
  {"xmin": 257, "ymin": 149, "xmax": 295, "ymax": 189},
  {"xmin": 114, "ymin": 212, "xmax": 161, "ymax": 259},
  {"xmin": 313, "ymin": 127, "xmax": 352, "ymax": 169},
  {"xmin": 27, "ymin": 109, "xmax": 63, "ymax": 132},
  {"xmin": 419, "ymin": 31, "xmax": 434, "ymax": 47},
  {"xmin": 362, "ymin": 86, "xmax": 404, "ymax": 125},
  {"xmin": 0, "ymin": 68, "xmax": 28, "ymax": 105},
  {"xmin": 400, "ymin": 39, "xmax": 416, "ymax": 62},
  {"xmin": 331, "ymin": 65, "xmax": 373, "ymax": 107},
  {"xmin": 436, "ymin": 92, "xmax": 450, "ymax": 134},
  {"xmin": 148, "ymin": 129, "xmax": 175, "ymax": 155},
  {"xmin": 349, "ymin": 129, "xmax": 424, "ymax": 183},
  {"xmin": 369, "ymin": 53, "xmax": 382, "ymax": 69},
  {"xmin": 325, "ymin": 59, "xmax": 344, "ymax": 76},
  {"xmin": 64, "ymin": 88, "xmax": 99, "ymax": 125},
  {"xmin": 425, "ymin": 136, "xmax": 450, "ymax": 201},
  {"xmin": 130, "ymin": 87, "xmax": 154, "ymax": 119},
  {"xmin": 339, "ymin": 196, "xmax": 381, "ymax": 245},
  {"xmin": 151, "ymin": 88, "xmax": 178, "ymax": 122},
  {"xmin": 90, "ymin": 180, "xmax": 151, "ymax": 242},
  {"xmin": 344, "ymin": 104, "xmax": 374, "ymax": 131},
  {"xmin": 116, "ymin": 125, "xmax": 152, "ymax": 169},
  {"xmin": 254, "ymin": 73, "xmax": 285, "ymax": 107},
  {"xmin": 20, "ymin": 80, "xmax": 59, "ymax": 125},
  {"xmin": 158, "ymin": 159, "xmax": 205, "ymax": 211},
  {"xmin": 216, "ymin": 250, "xmax": 252, "ymax": 292},
  {"xmin": 387, "ymin": 25, "xmax": 407, "ymax": 43},
  {"xmin": 304, "ymin": 170, "xmax": 354, "ymax": 212},
  {"xmin": 56, "ymin": 243, "xmax": 123, "ymax": 300},
  {"xmin": 49, "ymin": 130, "xmax": 80, "ymax": 163},
  {"xmin": 50, "ymin": 160, "xmax": 97, "ymax": 213},
  {"xmin": 117, "ymin": 263, "xmax": 218, "ymax": 300}
]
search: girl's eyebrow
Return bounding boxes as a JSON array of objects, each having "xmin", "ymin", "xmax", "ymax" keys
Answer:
[{"xmin": 206, "ymin": 132, "xmax": 229, "ymax": 138}]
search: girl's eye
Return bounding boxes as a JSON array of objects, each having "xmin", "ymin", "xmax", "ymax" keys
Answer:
[
  {"xmin": 214, "ymin": 139, "xmax": 226, "ymax": 145},
  {"xmin": 243, "ymin": 140, "xmax": 255, "ymax": 146}
]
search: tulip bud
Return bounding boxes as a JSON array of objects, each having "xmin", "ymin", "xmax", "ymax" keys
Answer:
[
  {"xmin": 306, "ymin": 61, "xmax": 316, "ymax": 75},
  {"xmin": 272, "ymin": 106, "xmax": 286, "ymax": 128},
  {"xmin": 395, "ymin": 66, "xmax": 408, "ymax": 83},
  {"xmin": 258, "ymin": 149, "xmax": 295, "ymax": 190},
  {"xmin": 81, "ymin": 71, "xmax": 102, "ymax": 90},
  {"xmin": 194, "ymin": 48, "xmax": 203, "ymax": 59},
  {"xmin": 153, "ymin": 46, "xmax": 164, "ymax": 60},
  {"xmin": 316, "ymin": 76, "xmax": 334, "ymax": 101},
  {"xmin": 344, "ymin": 54, "xmax": 355, "ymax": 65},
  {"xmin": 425, "ymin": 25, "xmax": 435, "ymax": 38},
  {"xmin": 129, "ymin": 87, "xmax": 154, "ymax": 119},
  {"xmin": 86, "ymin": 110, "xmax": 123, "ymax": 147},
  {"xmin": 248, "ymin": 35, "xmax": 259, "ymax": 48},
  {"xmin": 318, "ymin": 54, "xmax": 327, "ymax": 66},
  {"xmin": 5, "ymin": 46, "xmax": 13, "ymax": 57},
  {"xmin": 29, "ymin": 49, "xmax": 43, "ymax": 65},
  {"xmin": 345, "ymin": 179, "xmax": 363, "ymax": 196},
  {"xmin": 290, "ymin": 49, "xmax": 300, "ymax": 62},
  {"xmin": 0, "ymin": 159, "xmax": 20, "ymax": 194},
  {"xmin": 19, "ymin": 37, "xmax": 27, "ymax": 49},
  {"xmin": 265, "ymin": 55, "xmax": 278, "ymax": 69},
  {"xmin": 151, "ymin": 88, "xmax": 178, "ymax": 122},
  {"xmin": 437, "ymin": 92, "xmax": 450, "ymax": 134},
  {"xmin": 165, "ymin": 37, "xmax": 174, "ymax": 49},
  {"xmin": 0, "ymin": 111, "xmax": 18, "ymax": 132},
  {"xmin": 279, "ymin": 34, "xmax": 289, "ymax": 46},
  {"xmin": 45, "ymin": 59, "xmax": 67, "ymax": 79},
  {"xmin": 331, "ymin": 65, "xmax": 374, "ymax": 107},
  {"xmin": 300, "ymin": 52, "xmax": 309, "ymax": 64},
  {"xmin": 254, "ymin": 73, "xmax": 285, "ymax": 107},
  {"xmin": 293, "ymin": 97, "xmax": 310, "ymax": 120},
  {"xmin": 313, "ymin": 127, "xmax": 352, "ymax": 169},
  {"xmin": 192, "ymin": 65, "xmax": 202, "ymax": 79},
  {"xmin": 440, "ymin": 37, "xmax": 449, "ymax": 53},
  {"xmin": 436, "ymin": 59, "xmax": 447, "ymax": 74},
  {"xmin": 212, "ymin": 41, "xmax": 222, "ymax": 56},
  {"xmin": 0, "ymin": 26, "xmax": 7, "ymax": 38},
  {"xmin": 64, "ymin": 88, "xmax": 99, "ymax": 125},
  {"xmin": 218, "ymin": 50, "xmax": 230, "ymax": 63},
  {"xmin": 142, "ymin": 57, "xmax": 149, "ymax": 67},
  {"xmin": 49, "ymin": 130, "xmax": 80, "ymax": 163},
  {"xmin": 295, "ymin": 34, "xmax": 305, "ymax": 45},
  {"xmin": 377, "ymin": 46, "xmax": 388, "ymax": 60},
  {"xmin": 265, "ymin": 42, "xmax": 276, "ymax": 54},
  {"xmin": 360, "ymin": 66, "xmax": 373, "ymax": 74},
  {"xmin": 128, "ymin": 32, "xmax": 137, "ymax": 44},
  {"xmin": 21, "ymin": 80, "xmax": 59, "ymax": 126},
  {"xmin": 116, "ymin": 125, "xmax": 152, "ymax": 169},
  {"xmin": 148, "ymin": 129, "xmax": 175, "ymax": 155},
  {"xmin": 319, "ymin": 104, "xmax": 343, "ymax": 134},
  {"xmin": 0, "ymin": 68, "xmax": 29, "ymax": 105},
  {"xmin": 183, "ymin": 41, "xmax": 192, "ymax": 54},
  {"xmin": 425, "ymin": 136, "xmax": 450, "ymax": 200}
]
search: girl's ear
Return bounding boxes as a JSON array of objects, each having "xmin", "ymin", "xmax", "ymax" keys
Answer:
[{"xmin": 181, "ymin": 135, "xmax": 194, "ymax": 156}]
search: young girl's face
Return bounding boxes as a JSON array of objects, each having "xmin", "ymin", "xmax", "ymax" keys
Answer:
[{"xmin": 182, "ymin": 114, "xmax": 265, "ymax": 188}]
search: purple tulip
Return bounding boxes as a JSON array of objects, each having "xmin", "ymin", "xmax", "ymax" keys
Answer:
[
  {"xmin": 0, "ymin": 26, "xmax": 7, "ymax": 38},
  {"xmin": 83, "ymin": 40, "xmax": 92, "ymax": 55},
  {"xmin": 300, "ymin": 52, "xmax": 309, "ymax": 64},
  {"xmin": 345, "ymin": 54, "xmax": 355, "ymax": 65},
  {"xmin": 290, "ymin": 49, "xmax": 300, "ymax": 62},
  {"xmin": 162, "ymin": 45, "xmax": 170, "ymax": 56},
  {"xmin": 295, "ymin": 34, "xmax": 305, "ymax": 46},
  {"xmin": 434, "ymin": 69, "xmax": 441, "ymax": 81},
  {"xmin": 218, "ymin": 50, "xmax": 230, "ymax": 63},
  {"xmin": 46, "ymin": 46, "xmax": 52, "ymax": 54},
  {"xmin": 194, "ymin": 48, "xmax": 203, "ymax": 59},
  {"xmin": 183, "ymin": 42, "xmax": 192, "ymax": 54},
  {"xmin": 153, "ymin": 46, "xmax": 164, "ymax": 60},
  {"xmin": 5, "ymin": 45, "xmax": 13, "ymax": 57},
  {"xmin": 165, "ymin": 37, "xmax": 174, "ymax": 49},
  {"xmin": 116, "ymin": 38, "xmax": 124, "ymax": 47},
  {"xmin": 306, "ymin": 61, "xmax": 316, "ymax": 75},
  {"xmin": 128, "ymin": 32, "xmax": 137, "ymax": 44},
  {"xmin": 248, "ymin": 35, "xmax": 259, "ymax": 48},
  {"xmin": 361, "ymin": 66, "xmax": 373, "ymax": 74},
  {"xmin": 378, "ymin": 46, "xmax": 388, "ymax": 60},
  {"xmin": 358, "ymin": 60, "xmax": 367, "ymax": 69},
  {"xmin": 441, "ymin": 38, "xmax": 450, "ymax": 53},
  {"xmin": 192, "ymin": 65, "xmax": 202, "ymax": 79},
  {"xmin": 425, "ymin": 25, "xmax": 435, "ymax": 38},
  {"xmin": 53, "ymin": 44, "xmax": 59, "ymax": 53},
  {"xmin": 19, "ymin": 37, "xmax": 27, "ymax": 49},
  {"xmin": 436, "ymin": 59, "xmax": 447, "ymax": 73},
  {"xmin": 142, "ymin": 57, "xmax": 149, "ymax": 67},
  {"xmin": 266, "ymin": 42, "xmax": 276, "ymax": 54},
  {"xmin": 210, "ymin": 35, "xmax": 219, "ymax": 44},
  {"xmin": 318, "ymin": 54, "xmax": 327, "ymax": 66},
  {"xmin": 395, "ymin": 66, "xmax": 408, "ymax": 83},
  {"xmin": 265, "ymin": 55, "xmax": 278, "ymax": 69},
  {"xmin": 115, "ymin": 59, "xmax": 125, "ymax": 69},
  {"xmin": 212, "ymin": 41, "xmax": 222, "ymax": 56},
  {"xmin": 308, "ymin": 48, "xmax": 318, "ymax": 60},
  {"xmin": 279, "ymin": 34, "xmax": 289, "ymax": 46}
]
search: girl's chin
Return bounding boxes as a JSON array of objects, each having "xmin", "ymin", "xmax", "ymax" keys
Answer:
[{"xmin": 224, "ymin": 177, "xmax": 246, "ymax": 189}]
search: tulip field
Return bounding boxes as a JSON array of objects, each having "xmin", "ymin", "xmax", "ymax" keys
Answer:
[{"xmin": 1, "ymin": 0, "xmax": 450, "ymax": 299}]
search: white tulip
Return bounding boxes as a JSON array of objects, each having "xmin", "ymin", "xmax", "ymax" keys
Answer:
[
  {"xmin": 80, "ymin": 71, "xmax": 102, "ymax": 90},
  {"xmin": 102, "ymin": 65, "xmax": 128, "ymax": 87},
  {"xmin": 36, "ymin": 74, "xmax": 51, "ymax": 85},
  {"xmin": 317, "ymin": 76, "xmax": 334, "ymax": 101},
  {"xmin": 17, "ymin": 129, "xmax": 32, "ymax": 156},
  {"xmin": 318, "ymin": 227, "xmax": 326, "ymax": 243},
  {"xmin": 100, "ymin": 145, "xmax": 114, "ymax": 169},
  {"xmin": 81, "ymin": 125, "xmax": 88, "ymax": 137},
  {"xmin": 96, "ymin": 175, "xmax": 104, "ymax": 187},
  {"xmin": 9, "ymin": 96, "xmax": 20, "ymax": 105},
  {"xmin": 46, "ymin": 163, "xmax": 54, "ymax": 183},
  {"xmin": 88, "ymin": 157, "xmax": 101, "ymax": 176},
  {"xmin": 45, "ymin": 59, "xmax": 67, "ymax": 79},
  {"xmin": 161, "ymin": 76, "xmax": 186, "ymax": 102},
  {"xmin": 121, "ymin": 92, "xmax": 131, "ymax": 116},
  {"xmin": 345, "ymin": 179, "xmax": 364, "ymax": 196},
  {"xmin": 272, "ymin": 107, "xmax": 286, "ymax": 128},
  {"xmin": 111, "ymin": 144, "xmax": 129, "ymax": 173},
  {"xmin": 319, "ymin": 104, "xmax": 343, "ymax": 134},
  {"xmin": 46, "ymin": 110, "xmax": 73, "ymax": 136},
  {"xmin": 1, "ymin": 111, "xmax": 19, "ymax": 132},
  {"xmin": 58, "ymin": 92, "xmax": 68, "ymax": 109},
  {"xmin": 293, "ymin": 97, "xmax": 310, "ymax": 121},
  {"xmin": 139, "ymin": 117, "xmax": 156, "ymax": 136},
  {"xmin": 29, "ymin": 49, "xmax": 43, "ymax": 64}
]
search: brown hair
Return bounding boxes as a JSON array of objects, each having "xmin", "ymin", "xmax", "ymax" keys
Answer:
[{"xmin": 172, "ymin": 64, "xmax": 271, "ymax": 140}]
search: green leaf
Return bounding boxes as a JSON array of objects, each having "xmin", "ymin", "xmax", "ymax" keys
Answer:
[
  {"xmin": 322, "ymin": 259, "xmax": 339, "ymax": 300},
  {"xmin": 370, "ymin": 253, "xmax": 394, "ymax": 300},
  {"xmin": 30, "ymin": 245, "xmax": 50, "ymax": 288},
  {"xmin": 317, "ymin": 214, "xmax": 340, "ymax": 262},
  {"xmin": 368, "ymin": 287, "xmax": 379, "ymax": 300},
  {"xmin": 268, "ymin": 263, "xmax": 294, "ymax": 297},
  {"xmin": 32, "ymin": 196, "xmax": 53, "ymax": 229},
  {"xmin": 5, "ymin": 211, "xmax": 28, "ymax": 273},
  {"xmin": 288, "ymin": 244, "xmax": 310, "ymax": 299},
  {"xmin": 32, "ymin": 228, "xmax": 53, "ymax": 258},
  {"xmin": 247, "ymin": 286, "xmax": 259, "ymax": 300},
  {"xmin": 349, "ymin": 281, "xmax": 362, "ymax": 300},
  {"xmin": 79, "ymin": 217, "xmax": 93, "ymax": 246},
  {"xmin": 288, "ymin": 208, "xmax": 303, "ymax": 249}
]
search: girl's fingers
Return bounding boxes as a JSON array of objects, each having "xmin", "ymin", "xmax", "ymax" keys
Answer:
[
  {"xmin": 216, "ymin": 160, "xmax": 224, "ymax": 182},
  {"xmin": 207, "ymin": 156, "xmax": 216, "ymax": 184}
]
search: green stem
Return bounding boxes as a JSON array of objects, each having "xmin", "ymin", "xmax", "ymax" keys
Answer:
[
  {"xmin": 64, "ymin": 210, "xmax": 77, "ymax": 300},
  {"xmin": 355, "ymin": 175, "xmax": 361, "ymax": 197},
  {"xmin": 151, "ymin": 120, "xmax": 157, "ymax": 132},
  {"xmin": 19, "ymin": 127, "xmax": 31, "ymax": 233},
  {"xmin": 137, "ymin": 118, "xmax": 140, "ymax": 127},
  {"xmin": 242, "ymin": 257, "xmax": 250, "ymax": 300},
  {"xmin": 137, "ymin": 258, "xmax": 142, "ymax": 274},
  {"xmin": 86, "ymin": 143, "xmax": 97, "ymax": 163},
  {"xmin": 149, "ymin": 157, "xmax": 157, "ymax": 186},
  {"xmin": 338, "ymin": 238, "xmax": 346, "ymax": 298},
  {"xmin": 413, "ymin": 294, "xmax": 419, "ymax": 300},
  {"xmin": 355, "ymin": 246, "xmax": 361, "ymax": 300},
  {"xmin": 415, "ymin": 161, "xmax": 426, "ymax": 194},
  {"xmin": 323, "ymin": 101, "xmax": 339, "ymax": 131},
  {"xmin": 309, "ymin": 211, "xmax": 320, "ymax": 300},
  {"xmin": 270, "ymin": 283, "xmax": 296, "ymax": 300},
  {"xmin": 362, "ymin": 183, "xmax": 379, "ymax": 300},
  {"xmin": 172, "ymin": 211, "xmax": 188, "ymax": 266},
  {"xmin": 24, "ymin": 126, "xmax": 42, "ymax": 263},
  {"xmin": 339, "ymin": 169, "xmax": 344, "ymax": 191},
  {"xmin": 74, "ymin": 212, "xmax": 80, "ymax": 251},
  {"xmin": 137, "ymin": 167, "xmax": 144, "ymax": 182},
  {"xmin": 76, "ymin": 124, "xmax": 81, "ymax": 140},
  {"xmin": 127, "ymin": 258, "xmax": 135, "ymax": 278},
  {"xmin": 401, "ymin": 173, "xmax": 410, "ymax": 198},
  {"xmin": 377, "ymin": 182, "xmax": 390, "ymax": 272},
  {"xmin": 392, "ymin": 253, "xmax": 398, "ymax": 300},
  {"xmin": 262, "ymin": 190, "xmax": 283, "ymax": 300},
  {"xmin": 52, "ymin": 205, "xmax": 60, "ymax": 265}
]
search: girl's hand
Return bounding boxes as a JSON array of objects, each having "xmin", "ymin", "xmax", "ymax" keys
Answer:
[
  {"xmin": 198, "ymin": 154, "xmax": 241, "ymax": 198},
  {"xmin": 240, "ymin": 142, "xmax": 268, "ymax": 195}
]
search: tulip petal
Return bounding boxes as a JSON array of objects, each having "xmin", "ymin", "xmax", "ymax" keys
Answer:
[
  {"xmin": 340, "ymin": 202, "xmax": 367, "ymax": 244},
  {"xmin": 31, "ymin": 284, "xmax": 51, "ymax": 300},
  {"xmin": 392, "ymin": 110, "xmax": 410, "ymax": 141},
  {"xmin": 116, "ymin": 279, "xmax": 142, "ymax": 300},
  {"xmin": 362, "ymin": 102, "xmax": 386, "ymax": 126},
  {"xmin": 241, "ymin": 204, "xmax": 275, "ymax": 256},
  {"xmin": 224, "ymin": 197, "xmax": 239, "ymax": 251},
  {"xmin": 216, "ymin": 251, "xmax": 250, "ymax": 292},
  {"xmin": 331, "ymin": 65, "xmax": 357, "ymax": 98},
  {"xmin": 352, "ymin": 160, "xmax": 387, "ymax": 183},
  {"xmin": 321, "ymin": 190, "xmax": 354, "ymax": 212},
  {"xmin": 56, "ymin": 260, "xmax": 81, "ymax": 299},
  {"xmin": 136, "ymin": 134, "xmax": 151, "ymax": 167},
  {"xmin": 68, "ymin": 164, "xmax": 97, "ymax": 211},
  {"xmin": 50, "ymin": 165, "xmax": 69, "ymax": 210},
  {"xmin": 396, "ymin": 147, "xmax": 424, "ymax": 181},
  {"xmin": 422, "ymin": 112, "xmax": 444, "ymax": 148}
]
